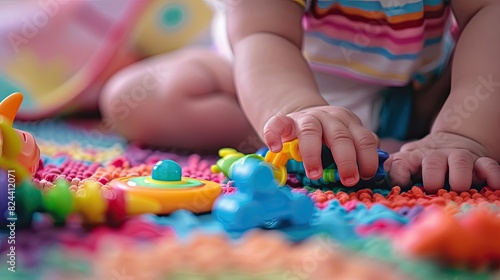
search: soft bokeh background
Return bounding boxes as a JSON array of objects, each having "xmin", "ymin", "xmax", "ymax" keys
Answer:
[{"xmin": 0, "ymin": 0, "xmax": 214, "ymax": 120}]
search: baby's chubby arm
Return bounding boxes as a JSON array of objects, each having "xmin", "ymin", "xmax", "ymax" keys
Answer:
[
  {"xmin": 225, "ymin": 0, "xmax": 379, "ymax": 186},
  {"xmin": 442, "ymin": 1, "xmax": 500, "ymax": 160},
  {"xmin": 387, "ymin": 0, "xmax": 500, "ymax": 191}
]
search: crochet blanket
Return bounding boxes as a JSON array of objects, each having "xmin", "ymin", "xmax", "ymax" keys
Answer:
[{"xmin": 1, "ymin": 119, "xmax": 499, "ymax": 280}]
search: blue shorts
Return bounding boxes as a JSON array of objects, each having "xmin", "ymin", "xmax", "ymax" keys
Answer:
[{"xmin": 376, "ymin": 84, "xmax": 414, "ymax": 140}]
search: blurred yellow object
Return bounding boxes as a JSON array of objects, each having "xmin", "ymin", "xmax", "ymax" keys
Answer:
[
  {"xmin": 0, "ymin": 92, "xmax": 40, "ymax": 181},
  {"xmin": 265, "ymin": 139, "xmax": 302, "ymax": 186},
  {"xmin": 75, "ymin": 180, "xmax": 108, "ymax": 225},
  {"xmin": 132, "ymin": 0, "xmax": 213, "ymax": 56}
]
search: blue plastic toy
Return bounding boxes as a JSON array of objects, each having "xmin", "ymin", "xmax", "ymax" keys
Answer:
[
  {"xmin": 213, "ymin": 141, "xmax": 390, "ymax": 189},
  {"xmin": 211, "ymin": 140, "xmax": 394, "ymax": 235},
  {"xmin": 212, "ymin": 155, "xmax": 315, "ymax": 232}
]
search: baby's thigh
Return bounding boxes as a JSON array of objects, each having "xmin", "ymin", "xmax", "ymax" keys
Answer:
[
  {"xmin": 99, "ymin": 47, "xmax": 236, "ymax": 142},
  {"xmin": 100, "ymin": 47, "xmax": 234, "ymax": 104}
]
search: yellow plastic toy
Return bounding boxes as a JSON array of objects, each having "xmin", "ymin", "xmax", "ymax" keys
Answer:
[
  {"xmin": 211, "ymin": 140, "xmax": 303, "ymax": 187},
  {"xmin": 0, "ymin": 92, "xmax": 40, "ymax": 181},
  {"xmin": 264, "ymin": 139, "xmax": 303, "ymax": 186}
]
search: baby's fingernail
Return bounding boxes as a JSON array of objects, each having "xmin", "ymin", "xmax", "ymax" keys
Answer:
[
  {"xmin": 343, "ymin": 177, "xmax": 358, "ymax": 186},
  {"xmin": 309, "ymin": 169, "xmax": 322, "ymax": 179},
  {"xmin": 270, "ymin": 144, "xmax": 280, "ymax": 152}
]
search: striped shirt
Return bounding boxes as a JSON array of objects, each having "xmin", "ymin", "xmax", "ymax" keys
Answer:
[{"xmin": 294, "ymin": 0, "xmax": 456, "ymax": 87}]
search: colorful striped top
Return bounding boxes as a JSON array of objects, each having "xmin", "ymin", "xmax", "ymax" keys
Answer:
[{"xmin": 294, "ymin": 0, "xmax": 456, "ymax": 87}]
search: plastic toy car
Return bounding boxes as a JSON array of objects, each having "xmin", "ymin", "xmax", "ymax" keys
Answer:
[
  {"xmin": 212, "ymin": 154, "xmax": 314, "ymax": 232},
  {"xmin": 286, "ymin": 145, "xmax": 390, "ymax": 188}
]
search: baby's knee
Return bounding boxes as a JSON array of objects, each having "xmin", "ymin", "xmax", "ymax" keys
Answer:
[
  {"xmin": 99, "ymin": 65, "xmax": 160, "ymax": 140},
  {"xmin": 100, "ymin": 70, "xmax": 132, "ymax": 122}
]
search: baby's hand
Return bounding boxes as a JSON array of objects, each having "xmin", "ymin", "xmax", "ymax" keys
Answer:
[
  {"xmin": 263, "ymin": 106, "xmax": 379, "ymax": 186},
  {"xmin": 385, "ymin": 132, "xmax": 500, "ymax": 192}
]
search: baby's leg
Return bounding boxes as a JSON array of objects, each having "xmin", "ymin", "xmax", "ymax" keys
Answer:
[{"xmin": 99, "ymin": 48, "xmax": 259, "ymax": 151}]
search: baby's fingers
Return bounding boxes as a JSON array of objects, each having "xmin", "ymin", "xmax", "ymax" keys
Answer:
[
  {"xmin": 263, "ymin": 115, "xmax": 295, "ymax": 153},
  {"xmin": 295, "ymin": 114, "xmax": 323, "ymax": 180},
  {"xmin": 386, "ymin": 150, "xmax": 423, "ymax": 187},
  {"xmin": 474, "ymin": 157, "xmax": 500, "ymax": 189},
  {"xmin": 322, "ymin": 120, "xmax": 359, "ymax": 186},
  {"xmin": 421, "ymin": 152, "xmax": 448, "ymax": 193},
  {"xmin": 447, "ymin": 151, "xmax": 474, "ymax": 192},
  {"xmin": 349, "ymin": 123, "xmax": 379, "ymax": 180}
]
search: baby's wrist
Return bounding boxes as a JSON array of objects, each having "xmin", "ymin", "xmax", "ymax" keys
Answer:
[
  {"xmin": 276, "ymin": 98, "xmax": 329, "ymax": 116},
  {"xmin": 428, "ymin": 130, "xmax": 489, "ymax": 158}
]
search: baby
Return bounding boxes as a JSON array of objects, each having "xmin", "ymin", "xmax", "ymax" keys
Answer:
[{"xmin": 100, "ymin": 0, "xmax": 500, "ymax": 192}]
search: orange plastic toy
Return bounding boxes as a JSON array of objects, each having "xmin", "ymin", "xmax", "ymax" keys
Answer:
[{"xmin": 0, "ymin": 92, "xmax": 41, "ymax": 180}]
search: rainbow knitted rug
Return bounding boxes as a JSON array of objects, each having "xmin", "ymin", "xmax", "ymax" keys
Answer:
[{"xmin": 1, "ymin": 119, "xmax": 500, "ymax": 280}]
